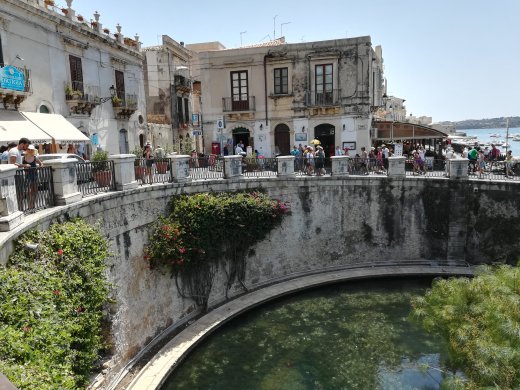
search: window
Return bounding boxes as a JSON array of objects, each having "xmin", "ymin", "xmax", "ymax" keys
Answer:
[
  {"xmin": 115, "ymin": 70, "xmax": 125, "ymax": 101},
  {"xmin": 183, "ymin": 98, "xmax": 190, "ymax": 124},
  {"xmin": 176, "ymin": 96, "xmax": 183, "ymax": 127},
  {"xmin": 39, "ymin": 105, "xmax": 50, "ymax": 113},
  {"xmin": 315, "ymin": 64, "xmax": 333, "ymax": 105},
  {"xmin": 69, "ymin": 55, "xmax": 84, "ymax": 93},
  {"xmin": 230, "ymin": 71, "xmax": 249, "ymax": 110},
  {"xmin": 274, "ymin": 67, "xmax": 288, "ymax": 95},
  {"xmin": 0, "ymin": 35, "xmax": 4, "ymax": 65}
]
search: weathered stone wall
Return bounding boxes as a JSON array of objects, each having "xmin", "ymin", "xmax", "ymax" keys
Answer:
[{"xmin": 1, "ymin": 177, "xmax": 519, "ymax": 386}]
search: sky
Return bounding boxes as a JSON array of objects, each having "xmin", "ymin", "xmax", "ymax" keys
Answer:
[{"xmin": 68, "ymin": 0, "xmax": 520, "ymax": 122}]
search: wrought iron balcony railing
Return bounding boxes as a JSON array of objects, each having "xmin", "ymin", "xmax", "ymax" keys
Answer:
[
  {"xmin": 222, "ymin": 96, "xmax": 256, "ymax": 112},
  {"xmin": 304, "ymin": 89, "xmax": 341, "ymax": 107}
]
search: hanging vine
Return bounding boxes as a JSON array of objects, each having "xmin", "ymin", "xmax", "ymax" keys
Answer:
[{"xmin": 144, "ymin": 192, "xmax": 290, "ymax": 310}]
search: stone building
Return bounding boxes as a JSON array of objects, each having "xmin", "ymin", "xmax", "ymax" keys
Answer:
[
  {"xmin": 143, "ymin": 36, "xmax": 199, "ymax": 153},
  {"xmin": 191, "ymin": 36, "xmax": 385, "ymax": 157},
  {"xmin": 0, "ymin": 0, "xmax": 146, "ymax": 155}
]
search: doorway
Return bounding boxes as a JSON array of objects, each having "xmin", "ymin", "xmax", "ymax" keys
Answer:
[
  {"xmin": 314, "ymin": 124, "xmax": 335, "ymax": 157},
  {"xmin": 274, "ymin": 124, "xmax": 290, "ymax": 156},
  {"xmin": 232, "ymin": 127, "xmax": 251, "ymax": 152}
]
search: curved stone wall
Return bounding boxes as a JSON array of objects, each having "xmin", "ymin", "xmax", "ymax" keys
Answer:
[{"xmin": 1, "ymin": 176, "xmax": 519, "ymax": 387}]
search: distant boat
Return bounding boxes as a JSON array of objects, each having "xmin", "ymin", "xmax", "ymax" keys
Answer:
[
  {"xmin": 513, "ymin": 134, "xmax": 520, "ymax": 141},
  {"xmin": 490, "ymin": 133, "xmax": 500, "ymax": 137}
]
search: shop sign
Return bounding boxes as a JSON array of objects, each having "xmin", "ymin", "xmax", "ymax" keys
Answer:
[{"xmin": 0, "ymin": 66, "xmax": 25, "ymax": 91}]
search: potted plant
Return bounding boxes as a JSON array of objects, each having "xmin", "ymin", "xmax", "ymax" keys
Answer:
[
  {"xmin": 91, "ymin": 150, "xmax": 112, "ymax": 187},
  {"xmin": 111, "ymin": 96, "xmax": 123, "ymax": 107},
  {"xmin": 103, "ymin": 28, "xmax": 110, "ymax": 34},
  {"xmin": 131, "ymin": 146, "xmax": 145, "ymax": 180},
  {"xmin": 44, "ymin": 0, "xmax": 55, "ymax": 6},
  {"xmin": 77, "ymin": 14, "xmax": 84, "ymax": 21},
  {"xmin": 61, "ymin": 7, "xmax": 68, "ymax": 14}
]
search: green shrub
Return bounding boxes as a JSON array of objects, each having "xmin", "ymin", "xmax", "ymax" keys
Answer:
[
  {"xmin": 411, "ymin": 264, "xmax": 520, "ymax": 389},
  {"xmin": 0, "ymin": 219, "xmax": 111, "ymax": 389},
  {"xmin": 145, "ymin": 192, "xmax": 289, "ymax": 308}
]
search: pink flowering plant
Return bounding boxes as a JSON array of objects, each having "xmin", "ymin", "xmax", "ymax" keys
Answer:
[{"xmin": 145, "ymin": 192, "xmax": 289, "ymax": 307}]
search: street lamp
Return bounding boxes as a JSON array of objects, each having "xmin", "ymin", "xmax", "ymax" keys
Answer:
[{"xmin": 98, "ymin": 85, "xmax": 116, "ymax": 103}]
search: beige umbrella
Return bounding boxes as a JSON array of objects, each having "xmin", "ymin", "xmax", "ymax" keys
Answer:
[{"xmin": 310, "ymin": 139, "xmax": 321, "ymax": 145}]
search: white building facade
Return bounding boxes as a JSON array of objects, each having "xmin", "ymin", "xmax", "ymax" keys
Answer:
[
  {"xmin": 193, "ymin": 37, "xmax": 385, "ymax": 157},
  {"xmin": 0, "ymin": 0, "xmax": 146, "ymax": 156}
]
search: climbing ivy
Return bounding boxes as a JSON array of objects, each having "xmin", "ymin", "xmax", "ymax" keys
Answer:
[
  {"xmin": 0, "ymin": 219, "xmax": 111, "ymax": 389},
  {"xmin": 145, "ymin": 192, "xmax": 289, "ymax": 309}
]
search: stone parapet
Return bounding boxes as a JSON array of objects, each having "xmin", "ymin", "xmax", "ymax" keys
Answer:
[
  {"xmin": 449, "ymin": 158, "xmax": 469, "ymax": 179},
  {"xmin": 276, "ymin": 156, "xmax": 295, "ymax": 177},
  {"xmin": 110, "ymin": 154, "xmax": 139, "ymax": 191},
  {"xmin": 224, "ymin": 156, "xmax": 243, "ymax": 179},
  {"xmin": 0, "ymin": 165, "xmax": 23, "ymax": 231},
  {"xmin": 387, "ymin": 156, "xmax": 406, "ymax": 178},
  {"xmin": 170, "ymin": 155, "xmax": 191, "ymax": 183},
  {"xmin": 43, "ymin": 158, "xmax": 82, "ymax": 206},
  {"xmin": 330, "ymin": 156, "xmax": 350, "ymax": 177}
]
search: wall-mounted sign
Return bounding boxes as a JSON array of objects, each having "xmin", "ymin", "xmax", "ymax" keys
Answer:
[
  {"xmin": 0, "ymin": 66, "xmax": 25, "ymax": 92},
  {"xmin": 192, "ymin": 130, "xmax": 202, "ymax": 136}
]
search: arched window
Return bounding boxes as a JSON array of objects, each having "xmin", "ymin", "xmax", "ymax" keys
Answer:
[{"xmin": 39, "ymin": 105, "xmax": 50, "ymax": 113}]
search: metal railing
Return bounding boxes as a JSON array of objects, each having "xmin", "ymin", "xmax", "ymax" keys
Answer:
[
  {"xmin": 405, "ymin": 158, "xmax": 448, "ymax": 177},
  {"xmin": 189, "ymin": 156, "xmax": 225, "ymax": 180},
  {"xmin": 294, "ymin": 157, "xmax": 333, "ymax": 176},
  {"xmin": 468, "ymin": 160, "xmax": 520, "ymax": 181},
  {"xmin": 305, "ymin": 89, "xmax": 341, "ymax": 106},
  {"xmin": 222, "ymin": 96, "xmax": 256, "ymax": 112},
  {"xmin": 14, "ymin": 167, "xmax": 54, "ymax": 214},
  {"xmin": 65, "ymin": 82, "xmax": 101, "ymax": 103},
  {"xmin": 134, "ymin": 158, "xmax": 172, "ymax": 185},
  {"xmin": 76, "ymin": 161, "xmax": 116, "ymax": 196},
  {"xmin": 242, "ymin": 157, "xmax": 278, "ymax": 178}
]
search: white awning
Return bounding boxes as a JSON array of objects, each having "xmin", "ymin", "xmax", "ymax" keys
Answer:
[
  {"xmin": 0, "ymin": 110, "xmax": 52, "ymax": 144},
  {"xmin": 21, "ymin": 112, "xmax": 90, "ymax": 143}
]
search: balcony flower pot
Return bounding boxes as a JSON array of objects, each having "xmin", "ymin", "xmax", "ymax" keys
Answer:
[
  {"xmin": 91, "ymin": 150, "xmax": 112, "ymax": 187},
  {"xmin": 44, "ymin": 0, "xmax": 55, "ymax": 6},
  {"xmin": 134, "ymin": 166, "xmax": 146, "ymax": 180},
  {"xmin": 77, "ymin": 15, "xmax": 84, "ymax": 21},
  {"xmin": 61, "ymin": 8, "xmax": 68, "ymax": 15},
  {"xmin": 103, "ymin": 28, "xmax": 110, "ymax": 34}
]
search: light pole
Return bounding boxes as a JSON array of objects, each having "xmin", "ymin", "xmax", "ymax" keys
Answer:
[
  {"xmin": 240, "ymin": 31, "xmax": 247, "ymax": 46},
  {"xmin": 280, "ymin": 22, "xmax": 291, "ymax": 37},
  {"xmin": 273, "ymin": 15, "xmax": 278, "ymax": 39}
]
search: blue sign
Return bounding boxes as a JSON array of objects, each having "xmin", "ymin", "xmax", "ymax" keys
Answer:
[
  {"xmin": 91, "ymin": 133, "xmax": 99, "ymax": 145},
  {"xmin": 0, "ymin": 66, "xmax": 25, "ymax": 92}
]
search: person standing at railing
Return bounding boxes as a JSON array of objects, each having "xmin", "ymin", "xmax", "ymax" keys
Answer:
[
  {"xmin": 22, "ymin": 145, "xmax": 43, "ymax": 210},
  {"xmin": 505, "ymin": 150, "xmax": 514, "ymax": 178},
  {"xmin": 8, "ymin": 137, "xmax": 31, "ymax": 167},
  {"xmin": 315, "ymin": 146, "xmax": 325, "ymax": 176},
  {"xmin": 143, "ymin": 144, "xmax": 154, "ymax": 184}
]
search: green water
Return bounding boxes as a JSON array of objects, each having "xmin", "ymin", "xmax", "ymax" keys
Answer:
[{"xmin": 162, "ymin": 278, "xmax": 457, "ymax": 390}]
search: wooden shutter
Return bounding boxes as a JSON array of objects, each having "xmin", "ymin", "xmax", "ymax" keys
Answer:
[
  {"xmin": 69, "ymin": 55, "xmax": 83, "ymax": 93},
  {"xmin": 115, "ymin": 70, "xmax": 125, "ymax": 98}
]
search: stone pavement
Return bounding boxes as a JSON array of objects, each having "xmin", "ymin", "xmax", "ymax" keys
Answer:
[{"xmin": 126, "ymin": 265, "xmax": 473, "ymax": 389}]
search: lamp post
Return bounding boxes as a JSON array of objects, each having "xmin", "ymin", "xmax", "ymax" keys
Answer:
[{"xmin": 280, "ymin": 22, "xmax": 291, "ymax": 37}]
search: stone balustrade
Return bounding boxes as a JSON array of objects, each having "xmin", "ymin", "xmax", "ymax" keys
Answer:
[{"xmin": 0, "ymin": 153, "xmax": 517, "ymax": 231}]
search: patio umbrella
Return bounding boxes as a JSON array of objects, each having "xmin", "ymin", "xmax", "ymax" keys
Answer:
[{"xmin": 310, "ymin": 139, "xmax": 321, "ymax": 145}]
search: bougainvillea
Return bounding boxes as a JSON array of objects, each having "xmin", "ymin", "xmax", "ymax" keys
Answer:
[{"xmin": 145, "ymin": 192, "xmax": 289, "ymax": 308}]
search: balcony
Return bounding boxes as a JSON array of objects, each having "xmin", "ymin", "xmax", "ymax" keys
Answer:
[
  {"xmin": 0, "ymin": 64, "xmax": 31, "ymax": 109},
  {"xmin": 65, "ymin": 82, "xmax": 101, "ymax": 115},
  {"xmin": 174, "ymin": 75, "xmax": 192, "ymax": 93},
  {"xmin": 304, "ymin": 89, "xmax": 341, "ymax": 107},
  {"xmin": 112, "ymin": 92, "xmax": 138, "ymax": 119},
  {"xmin": 222, "ymin": 96, "xmax": 256, "ymax": 112}
]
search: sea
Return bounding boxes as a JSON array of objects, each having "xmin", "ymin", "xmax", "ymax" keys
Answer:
[{"xmin": 457, "ymin": 127, "xmax": 520, "ymax": 157}]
